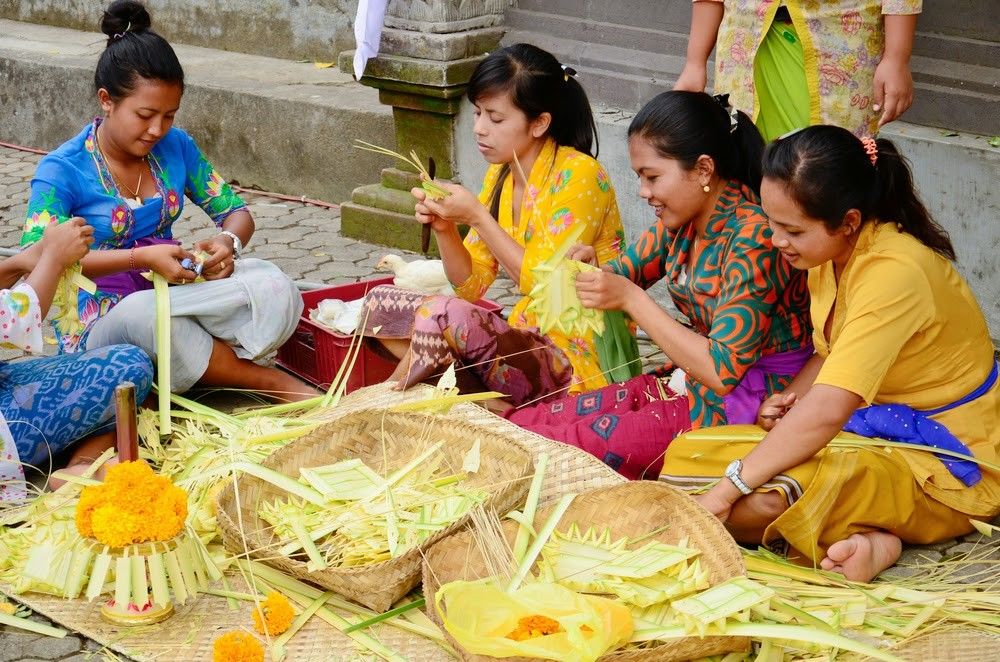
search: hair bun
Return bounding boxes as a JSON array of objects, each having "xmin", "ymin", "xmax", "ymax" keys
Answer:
[{"xmin": 100, "ymin": 0, "xmax": 152, "ymax": 43}]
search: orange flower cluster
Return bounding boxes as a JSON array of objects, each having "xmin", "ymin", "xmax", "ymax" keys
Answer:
[
  {"xmin": 75, "ymin": 461, "xmax": 188, "ymax": 548},
  {"xmin": 252, "ymin": 592, "xmax": 295, "ymax": 636},
  {"xmin": 213, "ymin": 631, "xmax": 264, "ymax": 662},
  {"xmin": 505, "ymin": 614, "xmax": 564, "ymax": 641}
]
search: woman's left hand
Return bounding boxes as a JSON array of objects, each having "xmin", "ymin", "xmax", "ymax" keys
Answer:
[
  {"xmin": 414, "ymin": 182, "xmax": 488, "ymax": 228},
  {"xmin": 695, "ymin": 489, "xmax": 735, "ymax": 523},
  {"xmin": 873, "ymin": 56, "xmax": 913, "ymax": 127},
  {"xmin": 194, "ymin": 235, "xmax": 236, "ymax": 281},
  {"xmin": 575, "ymin": 269, "xmax": 639, "ymax": 311}
]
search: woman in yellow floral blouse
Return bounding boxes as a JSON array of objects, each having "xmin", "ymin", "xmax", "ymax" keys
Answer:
[
  {"xmin": 675, "ymin": 1, "xmax": 921, "ymax": 139},
  {"xmin": 364, "ymin": 44, "xmax": 624, "ymax": 406}
]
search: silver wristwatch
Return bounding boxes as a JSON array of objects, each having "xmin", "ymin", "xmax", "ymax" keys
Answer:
[
  {"xmin": 218, "ymin": 230, "xmax": 244, "ymax": 259},
  {"xmin": 724, "ymin": 459, "xmax": 753, "ymax": 496}
]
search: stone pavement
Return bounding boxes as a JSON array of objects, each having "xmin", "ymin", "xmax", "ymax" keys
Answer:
[{"xmin": 0, "ymin": 143, "xmax": 997, "ymax": 660}]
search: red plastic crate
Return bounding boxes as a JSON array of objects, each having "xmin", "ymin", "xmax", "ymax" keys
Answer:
[{"xmin": 276, "ymin": 277, "xmax": 502, "ymax": 393}]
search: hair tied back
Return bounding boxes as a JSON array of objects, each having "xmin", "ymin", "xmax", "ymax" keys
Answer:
[
  {"xmin": 560, "ymin": 63, "xmax": 578, "ymax": 82},
  {"xmin": 111, "ymin": 20, "xmax": 131, "ymax": 42},
  {"xmin": 712, "ymin": 93, "xmax": 739, "ymax": 133},
  {"xmin": 860, "ymin": 136, "xmax": 878, "ymax": 166}
]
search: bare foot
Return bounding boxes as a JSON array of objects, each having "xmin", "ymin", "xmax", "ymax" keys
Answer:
[{"xmin": 820, "ymin": 531, "xmax": 902, "ymax": 582}]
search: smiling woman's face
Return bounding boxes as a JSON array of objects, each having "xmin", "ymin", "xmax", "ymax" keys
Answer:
[
  {"xmin": 628, "ymin": 134, "xmax": 707, "ymax": 230},
  {"xmin": 760, "ymin": 176, "xmax": 857, "ymax": 270}
]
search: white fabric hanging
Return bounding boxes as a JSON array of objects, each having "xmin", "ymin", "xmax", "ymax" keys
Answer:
[{"xmin": 353, "ymin": 0, "xmax": 390, "ymax": 80}]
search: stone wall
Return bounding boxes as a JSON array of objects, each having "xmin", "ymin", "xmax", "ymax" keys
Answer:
[{"xmin": 0, "ymin": 0, "xmax": 359, "ymax": 61}]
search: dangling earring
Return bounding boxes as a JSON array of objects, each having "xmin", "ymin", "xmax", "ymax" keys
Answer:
[{"xmin": 702, "ymin": 185, "xmax": 710, "ymax": 193}]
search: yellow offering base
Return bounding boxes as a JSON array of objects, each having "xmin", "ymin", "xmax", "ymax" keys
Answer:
[{"xmin": 100, "ymin": 598, "xmax": 174, "ymax": 626}]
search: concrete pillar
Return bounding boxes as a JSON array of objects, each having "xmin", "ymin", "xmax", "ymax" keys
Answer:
[{"xmin": 338, "ymin": 0, "xmax": 506, "ymax": 253}]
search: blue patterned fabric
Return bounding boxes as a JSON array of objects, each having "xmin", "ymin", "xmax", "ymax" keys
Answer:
[
  {"xmin": 0, "ymin": 344, "xmax": 153, "ymax": 467},
  {"xmin": 843, "ymin": 362, "xmax": 998, "ymax": 487}
]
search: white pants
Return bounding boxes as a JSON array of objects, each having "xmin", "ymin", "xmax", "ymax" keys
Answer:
[{"xmin": 85, "ymin": 258, "xmax": 302, "ymax": 392}]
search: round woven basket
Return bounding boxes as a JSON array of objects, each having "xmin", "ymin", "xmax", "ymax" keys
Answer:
[
  {"xmin": 423, "ymin": 481, "xmax": 749, "ymax": 661},
  {"xmin": 217, "ymin": 409, "xmax": 533, "ymax": 612}
]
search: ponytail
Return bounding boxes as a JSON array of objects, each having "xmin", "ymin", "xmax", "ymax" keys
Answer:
[
  {"xmin": 627, "ymin": 91, "xmax": 765, "ymax": 194},
  {"xmin": 762, "ymin": 126, "xmax": 955, "ymax": 260},
  {"xmin": 871, "ymin": 138, "xmax": 955, "ymax": 260},
  {"xmin": 467, "ymin": 43, "xmax": 599, "ymax": 218}
]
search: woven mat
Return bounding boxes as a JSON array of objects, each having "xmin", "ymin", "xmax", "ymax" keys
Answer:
[{"xmin": 0, "ymin": 383, "xmax": 626, "ymax": 661}]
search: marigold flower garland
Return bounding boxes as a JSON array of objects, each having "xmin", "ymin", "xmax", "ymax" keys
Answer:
[
  {"xmin": 75, "ymin": 461, "xmax": 188, "ymax": 547},
  {"xmin": 213, "ymin": 630, "xmax": 264, "ymax": 662}
]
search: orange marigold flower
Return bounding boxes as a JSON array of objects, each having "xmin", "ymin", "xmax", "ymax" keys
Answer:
[
  {"xmin": 252, "ymin": 592, "xmax": 295, "ymax": 636},
  {"xmin": 75, "ymin": 461, "xmax": 189, "ymax": 547},
  {"xmin": 505, "ymin": 614, "xmax": 563, "ymax": 641},
  {"xmin": 213, "ymin": 631, "xmax": 264, "ymax": 662}
]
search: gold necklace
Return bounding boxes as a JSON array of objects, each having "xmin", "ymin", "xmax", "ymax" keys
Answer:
[{"xmin": 96, "ymin": 128, "xmax": 145, "ymax": 206}]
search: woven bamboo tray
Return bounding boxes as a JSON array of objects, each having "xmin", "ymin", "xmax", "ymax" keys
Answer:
[
  {"xmin": 423, "ymin": 481, "xmax": 749, "ymax": 662},
  {"xmin": 217, "ymin": 408, "xmax": 533, "ymax": 612}
]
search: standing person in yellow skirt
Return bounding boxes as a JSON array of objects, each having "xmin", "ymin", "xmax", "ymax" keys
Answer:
[
  {"xmin": 660, "ymin": 125, "xmax": 1000, "ymax": 582},
  {"xmin": 674, "ymin": 1, "xmax": 921, "ymax": 139}
]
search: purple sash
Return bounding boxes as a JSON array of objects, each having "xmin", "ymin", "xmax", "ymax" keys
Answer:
[
  {"xmin": 92, "ymin": 237, "xmax": 179, "ymax": 298},
  {"xmin": 723, "ymin": 344, "xmax": 814, "ymax": 424}
]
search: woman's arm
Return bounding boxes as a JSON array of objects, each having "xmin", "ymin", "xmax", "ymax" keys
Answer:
[
  {"xmin": 195, "ymin": 209, "xmax": 255, "ymax": 279},
  {"xmin": 698, "ymin": 384, "xmax": 863, "ymax": 517},
  {"xmin": 624, "ymin": 287, "xmax": 725, "ymax": 392},
  {"xmin": 674, "ymin": 1, "xmax": 724, "ymax": 92},
  {"xmin": 0, "ymin": 248, "xmax": 37, "ymax": 290},
  {"xmin": 413, "ymin": 185, "xmax": 506, "ymax": 291},
  {"xmin": 27, "ymin": 219, "xmax": 93, "ymax": 318},
  {"xmin": 874, "ymin": 13, "xmax": 917, "ymax": 126}
]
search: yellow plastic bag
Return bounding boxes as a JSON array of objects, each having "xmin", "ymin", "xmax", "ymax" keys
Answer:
[{"xmin": 436, "ymin": 580, "xmax": 633, "ymax": 661}]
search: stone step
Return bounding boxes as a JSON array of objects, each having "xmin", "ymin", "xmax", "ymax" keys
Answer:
[
  {"xmin": 513, "ymin": 0, "xmax": 692, "ymax": 34},
  {"xmin": 504, "ymin": 8, "xmax": 690, "ymax": 56},
  {"xmin": 0, "ymin": 19, "xmax": 395, "ymax": 205},
  {"xmin": 0, "ymin": 0, "xmax": 357, "ymax": 62},
  {"xmin": 503, "ymin": 9, "xmax": 999, "ymax": 135},
  {"xmin": 502, "ymin": 25, "xmax": 687, "ymax": 109},
  {"xmin": 908, "ymin": 54, "xmax": 1000, "ymax": 133},
  {"xmin": 914, "ymin": 31, "xmax": 1000, "ymax": 67}
]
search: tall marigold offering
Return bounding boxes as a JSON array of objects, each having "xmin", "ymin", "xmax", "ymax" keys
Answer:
[{"xmin": 75, "ymin": 461, "xmax": 188, "ymax": 547}]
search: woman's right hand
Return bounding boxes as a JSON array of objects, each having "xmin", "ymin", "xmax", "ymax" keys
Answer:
[
  {"xmin": 412, "ymin": 183, "xmax": 488, "ymax": 229},
  {"xmin": 136, "ymin": 244, "xmax": 198, "ymax": 284},
  {"xmin": 40, "ymin": 217, "xmax": 94, "ymax": 268},
  {"xmin": 566, "ymin": 243, "xmax": 598, "ymax": 266},
  {"xmin": 756, "ymin": 391, "xmax": 798, "ymax": 431},
  {"xmin": 412, "ymin": 188, "xmax": 455, "ymax": 234}
]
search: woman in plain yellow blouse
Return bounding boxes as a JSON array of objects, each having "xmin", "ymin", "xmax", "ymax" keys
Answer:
[{"xmin": 661, "ymin": 125, "xmax": 999, "ymax": 582}]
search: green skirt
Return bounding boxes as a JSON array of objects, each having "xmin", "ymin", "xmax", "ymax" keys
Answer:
[{"xmin": 753, "ymin": 19, "xmax": 810, "ymax": 142}]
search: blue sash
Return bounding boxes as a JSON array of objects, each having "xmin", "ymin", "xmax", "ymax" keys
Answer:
[{"xmin": 843, "ymin": 361, "xmax": 998, "ymax": 487}]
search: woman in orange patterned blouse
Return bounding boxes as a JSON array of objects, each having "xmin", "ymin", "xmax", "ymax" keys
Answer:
[{"xmin": 506, "ymin": 91, "xmax": 812, "ymax": 480}]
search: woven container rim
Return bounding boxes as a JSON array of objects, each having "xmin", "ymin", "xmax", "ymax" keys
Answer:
[
  {"xmin": 217, "ymin": 408, "xmax": 533, "ymax": 611},
  {"xmin": 422, "ymin": 480, "xmax": 749, "ymax": 661}
]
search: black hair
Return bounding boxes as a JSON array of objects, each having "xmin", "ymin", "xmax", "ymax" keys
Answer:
[
  {"xmin": 466, "ymin": 43, "xmax": 598, "ymax": 219},
  {"xmin": 761, "ymin": 125, "xmax": 955, "ymax": 260},
  {"xmin": 627, "ymin": 91, "xmax": 765, "ymax": 194},
  {"xmin": 95, "ymin": 0, "xmax": 184, "ymax": 99}
]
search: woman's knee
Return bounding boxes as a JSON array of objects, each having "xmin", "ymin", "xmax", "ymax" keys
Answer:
[
  {"xmin": 104, "ymin": 344, "xmax": 155, "ymax": 400},
  {"xmin": 744, "ymin": 491, "xmax": 790, "ymax": 520}
]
